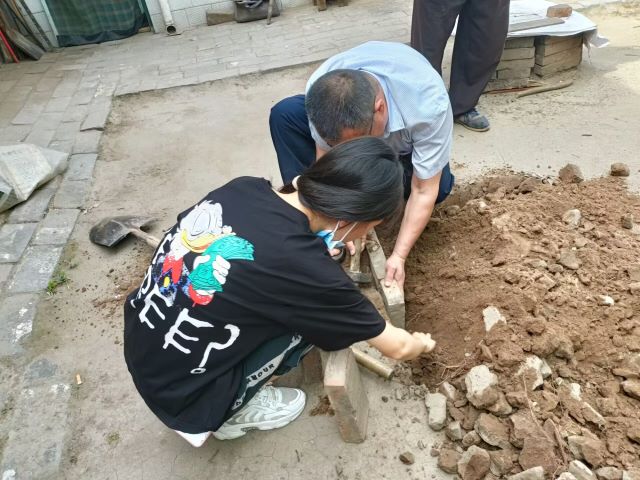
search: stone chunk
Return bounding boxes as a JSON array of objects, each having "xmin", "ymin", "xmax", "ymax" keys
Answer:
[
  {"xmin": 563, "ymin": 209, "xmax": 582, "ymax": 228},
  {"xmin": 559, "ymin": 163, "xmax": 584, "ymax": 183},
  {"xmin": 621, "ymin": 380, "xmax": 640, "ymax": 400},
  {"xmin": 458, "ymin": 446, "xmax": 491, "ymax": 480},
  {"xmin": 567, "ymin": 436, "xmax": 604, "ymax": 467},
  {"xmin": 438, "ymin": 448, "xmax": 461, "ymax": 474},
  {"xmin": 483, "ymin": 306, "xmax": 506, "ymax": 332},
  {"xmin": 628, "ymin": 423, "xmax": 640, "ymax": 443},
  {"xmin": 519, "ymin": 435, "xmax": 558, "ymax": 473},
  {"xmin": 0, "ymin": 223, "xmax": 37, "ymax": 263},
  {"xmin": 596, "ymin": 467, "xmax": 623, "ymax": 480},
  {"xmin": 438, "ymin": 381, "xmax": 460, "ymax": 402},
  {"xmin": 475, "ymin": 413, "xmax": 510, "ymax": 449},
  {"xmin": 465, "ymin": 365, "xmax": 499, "ymax": 408},
  {"xmin": 559, "ymin": 249, "xmax": 581, "ymax": 270},
  {"xmin": 517, "ymin": 355, "xmax": 550, "ymax": 390},
  {"xmin": 610, "ymin": 163, "xmax": 630, "ymax": 177},
  {"xmin": 399, "ymin": 451, "xmax": 415, "ymax": 465},
  {"xmin": 446, "ymin": 421, "xmax": 464, "ymax": 441},
  {"xmin": 570, "ymin": 461, "xmax": 597, "ymax": 480},
  {"xmin": 547, "ymin": 4, "xmax": 573, "ymax": 17},
  {"xmin": 425, "ymin": 392, "xmax": 447, "ymax": 431},
  {"xmin": 508, "ymin": 466, "xmax": 545, "ymax": 480},
  {"xmin": 462, "ymin": 430, "xmax": 481, "ymax": 447},
  {"xmin": 559, "ymin": 474, "xmax": 579, "ymax": 480}
]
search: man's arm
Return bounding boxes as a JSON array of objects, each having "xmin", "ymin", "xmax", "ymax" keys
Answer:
[{"xmin": 384, "ymin": 170, "xmax": 441, "ymax": 287}]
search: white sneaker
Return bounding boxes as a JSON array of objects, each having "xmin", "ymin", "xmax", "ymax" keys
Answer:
[
  {"xmin": 174, "ymin": 430, "xmax": 211, "ymax": 447},
  {"xmin": 213, "ymin": 386, "xmax": 306, "ymax": 440}
]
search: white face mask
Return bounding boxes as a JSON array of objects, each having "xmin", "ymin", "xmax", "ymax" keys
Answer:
[{"xmin": 316, "ymin": 221, "xmax": 358, "ymax": 250}]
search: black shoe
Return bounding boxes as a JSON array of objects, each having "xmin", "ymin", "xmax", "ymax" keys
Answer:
[{"xmin": 455, "ymin": 108, "xmax": 490, "ymax": 132}]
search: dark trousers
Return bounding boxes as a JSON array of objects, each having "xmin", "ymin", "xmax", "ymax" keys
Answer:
[
  {"xmin": 269, "ymin": 94, "xmax": 454, "ymax": 203},
  {"xmin": 225, "ymin": 334, "xmax": 312, "ymax": 421},
  {"xmin": 411, "ymin": 0, "xmax": 510, "ymax": 117}
]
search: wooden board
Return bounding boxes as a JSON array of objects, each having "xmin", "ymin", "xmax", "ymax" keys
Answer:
[{"xmin": 508, "ymin": 17, "xmax": 564, "ymax": 33}]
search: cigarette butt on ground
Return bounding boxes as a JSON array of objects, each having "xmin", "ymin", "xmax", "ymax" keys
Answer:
[{"xmin": 76, "ymin": 373, "xmax": 83, "ymax": 385}]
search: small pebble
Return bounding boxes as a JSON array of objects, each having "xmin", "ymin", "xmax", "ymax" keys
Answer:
[
  {"xmin": 399, "ymin": 451, "xmax": 415, "ymax": 465},
  {"xmin": 611, "ymin": 162, "xmax": 630, "ymax": 177}
]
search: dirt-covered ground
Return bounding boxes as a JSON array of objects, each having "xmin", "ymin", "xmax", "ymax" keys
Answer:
[{"xmin": 384, "ymin": 168, "xmax": 640, "ymax": 477}]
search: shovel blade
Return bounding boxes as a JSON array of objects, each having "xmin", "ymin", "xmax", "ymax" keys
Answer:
[{"xmin": 89, "ymin": 216, "xmax": 156, "ymax": 247}]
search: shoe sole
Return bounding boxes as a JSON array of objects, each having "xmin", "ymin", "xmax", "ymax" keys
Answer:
[
  {"xmin": 454, "ymin": 120, "xmax": 490, "ymax": 132},
  {"xmin": 212, "ymin": 391, "xmax": 306, "ymax": 441}
]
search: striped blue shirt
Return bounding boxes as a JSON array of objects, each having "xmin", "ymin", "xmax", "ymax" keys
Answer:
[{"xmin": 306, "ymin": 41, "xmax": 452, "ymax": 180}]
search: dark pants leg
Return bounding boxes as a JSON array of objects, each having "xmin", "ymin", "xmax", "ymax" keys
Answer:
[
  {"xmin": 400, "ymin": 153, "xmax": 454, "ymax": 204},
  {"xmin": 224, "ymin": 334, "xmax": 313, "ymax": 420},
  {"xmin": 411, "ymin": 0, "xmax": 465, "ymax": 76},
  {"xmin": 411, "ymin": 0, "xmax": 510, "ymax": 117},
  {"xmin": 449, "ymin": 0, "xmax": 510, "ymax": 116},
  {"xmin": 269, "ymin": 94, "xmax": 316, "ymax": 185}
]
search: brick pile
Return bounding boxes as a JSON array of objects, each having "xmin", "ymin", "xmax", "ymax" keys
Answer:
[
  {"xmin": 534, "ymin": 34, "xmax": 584, "ymax": 77},
  {"xmin": 485, "ymin": 38, "xmax": 536, "ymax": 92}
]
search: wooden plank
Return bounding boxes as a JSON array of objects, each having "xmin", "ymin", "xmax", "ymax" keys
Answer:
[
  {"xmin": 508, "ymin": 17, "xmax": 564, "ymax": 33},
  {"xmin": 505, "ymin": 37, "xmax": 535, "ymax": 49},
  {"xmin": 537, "ymin": 33, "xmax": 583, "ymax": 45},
  {"xmin": 496, "ymin": 57, "xmax": 534, "ymax": 71},
  {"xmin": 365, "ymin": 229, "xmax": 405, "ymax": 328},
  {"xmin": 500, "ymin": 47, "xmax": 535, "ymax": 61},
  {"xmin": 324, "ymin": 349, "xmax": 369, "ymax": 443}
]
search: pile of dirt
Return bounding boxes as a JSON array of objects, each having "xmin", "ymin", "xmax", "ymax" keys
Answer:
[{"xmin": 384, "ymin": 165, "xmax": 640, "ymax": 478}]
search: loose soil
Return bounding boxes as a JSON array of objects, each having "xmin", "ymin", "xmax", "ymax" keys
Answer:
[{"xmin": 382, "ymin": 171, "xmax": 640, "ymax": 472}]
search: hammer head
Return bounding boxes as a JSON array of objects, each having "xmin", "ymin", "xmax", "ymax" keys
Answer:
[
  {"xmin": 89, "ymin": 215, "xmax": 156, "ymax": 247},
  {"xmin": 347, "ymin": 271, "xmax": 372, "ymax": 284}
]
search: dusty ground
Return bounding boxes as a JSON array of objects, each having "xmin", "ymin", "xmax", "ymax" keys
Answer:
[{"xmin": 5, "ymin": 5, "xmax": 639, "ymax": 479}]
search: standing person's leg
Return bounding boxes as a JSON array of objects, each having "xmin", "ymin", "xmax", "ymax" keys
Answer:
[
  {"xmin": 449, "ymin": 0, "xmax": 510, "ymax": 130},
  {"xmin": 269, "ymin": 94, "xmax": 317, "ymax": 184},
  {"xmin": 410, "ymin": 0, "xmax": 465, "ymax": 74}
]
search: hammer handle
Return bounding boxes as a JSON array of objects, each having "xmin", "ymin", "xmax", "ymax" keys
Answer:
[
  {"xmin": 131, "ymin": 228, "xmax": 161, "ymax": 248},
  {"xmin": 349, "ymin": 238, "xmax": 362, "ymax": 272},
  {"xmin": 351, "ymin": 347, "xmax": 394, "ymax": 379}
]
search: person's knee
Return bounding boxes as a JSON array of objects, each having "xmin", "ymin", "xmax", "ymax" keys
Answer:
[{"xmin": 269, "ymin": 96, "xmax": 302, "ymax": 131}]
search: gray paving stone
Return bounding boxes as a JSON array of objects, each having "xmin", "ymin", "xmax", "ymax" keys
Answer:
[
  {"xmin": 72, "ymin": 87, "xmax": 97, "ymax": 105},
  {"xmin": 8, "ymin": 245, "xmax": 64, "ymax": 293},
  {"xmin": 47, "ymin": 139, "xmax": 74, "ymax": 154},
  {"xmin": 0, "ymin": 293, "xmax": 39, "ymax": 356},
  {"xmin": 52, "ymin": 121, "xmax": 80, "ymax": 142},
  {"xmin": 0, "ymin": 263, "xmax": 13, "ymax": 290},
  {"xmin": 80, "ymin": 100, "xmax": 111, "ymax": 131},
  {"xmin": 11, "ymin": 104, "xmax": 45, "ymax": 125},
  {"xmin": 53, "ymin": 179, "xmax": 90, "ymax": 208},
  {"xmin": 7, "ymin": 179, "xmax": 58, "ymax": 223},
  {"xmin": 24, "ymin": 129, "xmax": 55, "ymax": 148},
  {"xmin": 52, "ymin": 79, "xmax": 80, "ymax": 98},
  {"xmin": 35, "ymin": 76, "xmax": 61, "ymax": 93},
  {"xmin": 32, "ymin": 209, "xmax": 79, "ymax": 245},
  {"xmin": 0, "ymin": 357, "xmax": 70, "ymax": 477},
  {"xmin": 45, "ymin": 95, "xmax": 72, "ymax": 113},
  {"xmin": 62, "ymin": 104, "xmax": 89, "ymax": 123},
  {"xmin": 0, "ymin": 223, "xmax": 38, "ymax": 263},
  {"xmin": 65, "ymin": 153, "xmax": 97, "ymax": 180},
  {"xmin": 0, "ymin": 125, "xmax": 31, "ymax": 143},
  {"xmin": 72, "ymin": 130, "xmax": 102, "ymax": 154}
]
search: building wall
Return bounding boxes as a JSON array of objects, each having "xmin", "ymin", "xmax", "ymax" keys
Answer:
[
  {"xmin": 145, "ymin": 0, "xmax": 308, "ymax": 34},
  {"xmin": 19, "ymin": 0, "xmax": 59, "ymax": 48}
]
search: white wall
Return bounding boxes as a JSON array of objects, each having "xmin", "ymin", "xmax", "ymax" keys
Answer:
[
  {"xmin": 144, "ymin": 0, "xmax": 309, "ymax": 34},
  {"xmin": 19, "ymin": 0, "xmax": 58, "ymax": 48}
]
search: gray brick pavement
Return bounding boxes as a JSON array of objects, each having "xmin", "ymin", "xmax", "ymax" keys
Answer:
[
  {"xmin": 0, "ymin": 224, "xmax": 37, "ymax": 263},
  {"xmin": 8, "ymin": 245, "xmax": 64, "ymax": 293},
  {"xmin": 32, "ymin": 209, "xmax": 79, "ymax": 245},
  {"xmin": 53, "ymin": 178, "xmax": 90, "ymax": 208},
  {"xmin": 0, "ymin": 293, "xmax": 38, "ymax": 356},
  {"xmin": 8, "ymin": 179, "xmax": 59, "ymax": 223}
]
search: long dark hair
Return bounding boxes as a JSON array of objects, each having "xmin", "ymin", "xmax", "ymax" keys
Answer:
[{"xmin": 281, "ymin": 137, "xmax": 403, "ymax": 222}]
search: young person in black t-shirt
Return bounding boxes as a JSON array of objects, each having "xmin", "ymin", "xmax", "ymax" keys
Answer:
[{"xmin": 124, "ymin": 137, "xmax": 436, "ymax": 448}]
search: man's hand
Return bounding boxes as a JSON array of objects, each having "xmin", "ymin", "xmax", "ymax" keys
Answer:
[{"xmin": 384, "ymin": 251, "xmax": 406, "ymax": 287}]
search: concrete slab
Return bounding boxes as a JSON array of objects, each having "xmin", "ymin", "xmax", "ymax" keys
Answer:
[{"xmin": 0, "ymin": 224, "xmax": 38, "ymax": 263}]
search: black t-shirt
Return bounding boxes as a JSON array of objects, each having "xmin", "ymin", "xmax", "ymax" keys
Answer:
[{"xmin": 124, "ymin": 177, "xmax": 385, "ymax": 433}]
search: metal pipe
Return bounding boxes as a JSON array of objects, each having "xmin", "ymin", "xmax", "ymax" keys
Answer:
[{"xmin": 157, "ymin": 0, "xmax": 178, "ymax": 35}]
